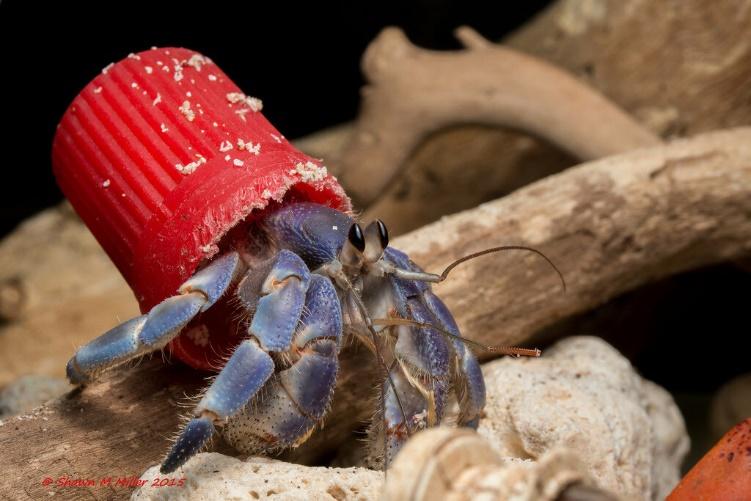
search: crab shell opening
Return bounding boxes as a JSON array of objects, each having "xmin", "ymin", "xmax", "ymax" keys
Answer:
[{"xmin": 52, "ymin": 47, "xmax": 351, "ymax": 371}]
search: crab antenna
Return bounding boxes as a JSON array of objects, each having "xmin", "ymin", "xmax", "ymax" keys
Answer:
[
  {"xmin": 372, "ymin": 317, "xmax": 541, "ymax": 358},
  {"xmin": 439, "ymin": 245, "xmax": 565, "ymax": 292},
  {"xmin": 385, "ymin": 245, "xmax": 566, "ymax": 293}
]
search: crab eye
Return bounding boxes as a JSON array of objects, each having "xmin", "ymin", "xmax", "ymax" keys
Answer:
[
  {"xmin": 363, "ymin": 219, "xmax": 389, "ymax": 264},
  {"xmin": 348, "ymin": 223, "xmax": 365, "ymax": 253},
  {"xmin": 376, "ymin": 219, "xmax": 389, "ymax": 249}
]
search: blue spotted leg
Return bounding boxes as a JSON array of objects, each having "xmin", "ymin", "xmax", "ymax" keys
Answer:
[
  {"xmin": 66, "ymin": 252, "xmax": 244, "ymax": 385},
  {"xmin": 220, "ymin": 273, "xmax": 342, "ymax": 455},
  {"xmin": 386, "ymin": 248, "xmax": 485, "ymax": 428},
  {"xmin": 423, "ymin": 289, "xmax": 485, "ymax": 429},
  {"xmin": 368, "ymin": 248, "xmax": 486, "ymax": 467},
  {"xmin": 161, "ymin": 250, "xmax": 343, "ymax": 473}
]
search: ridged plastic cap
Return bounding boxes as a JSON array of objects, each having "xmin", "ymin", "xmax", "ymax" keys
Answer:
[
  {"xmin": 53, "ymin": 47, "xmax": 349, "ymax": 305},
  {"xmin": 52, "ymin": 48, "xmax": 350, "ymax": 368}
]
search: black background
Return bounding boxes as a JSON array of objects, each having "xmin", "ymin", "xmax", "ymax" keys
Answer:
[{"xmin": 0, "ymin": 0, "xmax": 550, "ymax": 238}]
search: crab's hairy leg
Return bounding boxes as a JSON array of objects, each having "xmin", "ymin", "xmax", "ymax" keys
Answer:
[
  {"xmin": 371, "ymin": 363, "xmax": 432, "ymax": 469},
  {"xmin": 422, "ymin": 290, "xmax": 486, "ymax": 428},
  {"xmin": 375, "ymin": 295, "xmax": 451, "ymax": 468},
  {"xmin": 384, "ymin": 247, "xmax": 485, "ymax": 427},
  {"xmin": 386, "ymin": 253, "xmax": 452, "ymax": 425},
  {"xmin": 161, "ymin": 251, "xmax": 336, "ymax": 473},
  {"xmin": 394, "ymin": 297, "xmax": 452, "ymax": 423},
  {"xmin": 222, "ymin": 275, "xmax": 342, "ymax": 454},
  {"xmin": 160, "ymin": 338, "xmax": 275, "ymax": 473},
  {"xmin": 66, "ymin": 252, "xmax": 243, "ymax": 385},
  {"xmin": 364, "ymin": 255, "xmax": 453, "ymax": 467},
  {"xmin": 239, "ymin": 249, "xmax": 311, "ymax": 351}
]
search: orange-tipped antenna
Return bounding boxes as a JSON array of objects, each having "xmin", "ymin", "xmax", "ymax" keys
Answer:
[
  {"xmin": 372, "ymin": 317, "xmax": 541, "ymax": 358},
  {"xmin": 486, "ymin": 345, "xmax": 541, "ymax": 357}
]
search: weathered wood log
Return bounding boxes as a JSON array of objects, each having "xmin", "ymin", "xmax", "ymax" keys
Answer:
[
  {"xmin": 1, "ymin": 129, "xmax": 748, "ymax": 499},
  {"xmin": 0, "ymin": 360, "xmax": 202, "ymax": 501},
  {"xmin": 393, "ymin": 128, "xmax": 751, "ymax": 353}
]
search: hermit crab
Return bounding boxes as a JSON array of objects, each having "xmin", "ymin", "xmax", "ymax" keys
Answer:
[{"xmin": 53, "ymin": 48, "xmax": 561, "ymax": 474}]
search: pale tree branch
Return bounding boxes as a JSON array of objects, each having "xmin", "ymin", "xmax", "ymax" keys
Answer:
[{"xmin": 335, "ymin": 26, "xmax": 660, "ymax": 206}]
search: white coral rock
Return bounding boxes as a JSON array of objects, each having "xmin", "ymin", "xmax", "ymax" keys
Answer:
[
  {"xmin": 478, "ymin": 336, "xmax": 689, "ymax": 500},
  {"xmin": 131, "ymin": 453, "xmax": 383, "ymax": 501}
]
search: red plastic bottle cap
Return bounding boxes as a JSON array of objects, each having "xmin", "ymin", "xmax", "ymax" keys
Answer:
[{"xmin": 52, "ymin": 48, "xmax": 350, "ymax": 370}]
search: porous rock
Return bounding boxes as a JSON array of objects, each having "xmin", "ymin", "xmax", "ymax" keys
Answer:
[
  {"xmin": 478, "ymin": 336, "xmax": 689, "ymax": 500},
  {"xmin": 132, "ymin": 453, "xmax": 384, "ymax": 501}
]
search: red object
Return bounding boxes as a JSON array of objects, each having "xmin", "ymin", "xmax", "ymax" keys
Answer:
[
  {"xmin": 52, "ymin": 48, "xmax": 350, "ymax": 369},
  {"xmin": 667, "ymin": 417, "xmax": 751, "ymax": 501}
]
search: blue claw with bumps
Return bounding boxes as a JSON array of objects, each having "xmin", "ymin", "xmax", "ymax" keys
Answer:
[{"xmin": 66, "ymin": 202, "xmax": 490, "ymax": 472}]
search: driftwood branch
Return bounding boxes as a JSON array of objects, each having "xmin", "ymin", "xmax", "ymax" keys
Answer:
[
  {"xmin": 1, "ymin": 128, "xmax": 748, "ymax": 499},
  {"xmin": 336, "ymin": 27, "xmax": 660, "ymax": 206}
]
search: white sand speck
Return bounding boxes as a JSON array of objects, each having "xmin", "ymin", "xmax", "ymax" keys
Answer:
[
  {"xmin": 186, "ymin": 54, "xmax": 211, "ymax": 71},
  {"xmin": 175, "ymin": 155, "xmax": 207, "ymax": 175},
  {"xmin": 179, "ymin": 101, "xmax": 195, "ymax": 122},
  {"xmin": 226, "ymin": 92, "xmax": 263, "ymax": 112},
  {"xmin": 289, "ymin": 161, "xmax": 328, "ymax": 182}
]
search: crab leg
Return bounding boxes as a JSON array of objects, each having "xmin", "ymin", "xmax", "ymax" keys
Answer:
[
  {"xmin": 362, "ymin": 255, "xmax": 454, "ymax": 467},
  {"xmin": 161, "ymin": 251, "xmax": 343, "ymax": 473},
  {"xmin": 371, "ymin": 297, "xmax": 452, "ymax": 468},
  {"xmin": 386, "ymin": 251, "xmax": 452, "ymax": 425},
  {"xmin": 221, "ymin": 274, "xmax": 343, "ymax": 455},
  {"xmin": 422, "ymin": 290, "xmax": 486, "ymax": 428},
  {"xmin": 378, "ymin": 363, "xmax": 432, "ymax": 467},
  {"xmin": 66, "ymin": 252, "xmax": 243, "ymax": 385},
  {"xmin": 384, "ymin": 247, "xmax": 485, "ymax": 427},
  {"xmin": 394, "ymin": 297, "xmax": 452, "ymax": 423},
  {"xmin": 366, "ymin": 246, "xmax": 486, "ymax": 467},
  {"xmin": 160, "ymin": 338, "xmax": 275, "ymax": 473}
]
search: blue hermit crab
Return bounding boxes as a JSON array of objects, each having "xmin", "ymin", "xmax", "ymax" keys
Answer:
[{"xmin": 53, "ymin": 47, "xmax": 560, "ymax": 474}]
